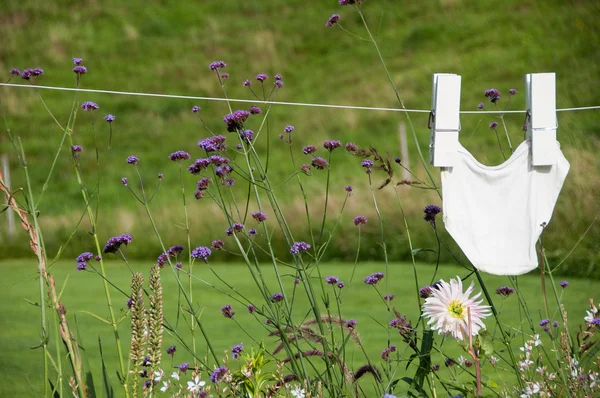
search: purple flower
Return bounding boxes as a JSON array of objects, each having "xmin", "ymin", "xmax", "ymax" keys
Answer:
[
  {"xmin": 496, "ymin": 286, "xmax": 515, "ymax": 297},
  {"xmin": 243, "ymin": 79, "xmax": 251, "ymax": 87},
  {"xmin": 71, "ymin": 145, "xmax": 83, "ymax": 153},
  {"xmin": 167, "ymin": 245, "xmax": 184, "ymax": 257},
  {"xmin": 223, "ymin": 110, "xmax": 250, "ymax": 132},
  {"xmin": 221, "ymin": 304, "xmax": 235, "ymax": 319},
  {"xmin": 211, "ymin": 239, "xmax": 224, "ymax": 250},
  {"xmin": 247, "ymin": 304, "xmax": 256, "ymax": 313},
  {"xmin": 590, "ymin": 318, "xmax": 600, "ymax": 325},
  {"xmin": 384, "ymin": 294, "xmax": 395, "ymax": 301},
  {"xmin": 31, "ymin": 68, "xmax": 44, "ymax": 76},
  {"xmin": 326, "ymin": 14, "xmax": 341, "ymax": 27},
  {"xmin": 126, "ymin": 297, "xmax": 134, "ymax": 308},
  {"xmin": 178, "ymin": 363, "xmax": 189, "ymax": 373},
  {"xmin": 141, "ymin": 356, "xmax": 151, "ymax": 367},
  {"xmin": 361, "ymin": 159, "xmax": 374, "ymax": 168},
  {"xmin": 169, "ymin": 151, "xmax": 190, "ymax": 161},
  {"xmin": 76, "ymin": 262, "xmax": 87, "ymax": 271},
  {"xmin": 252, "ymin": 211, "xmax": 268, "ymax": 222},
  {"xmin": 345, "ymin": 185, "xmax": 353, "ymax": 193},
  {"xmin": 121, "ymin": 177, "xmax": 128, "ymax": 186},
  {"xmin": 381, "ymin": 345, "xmax": 397, "ymax": 361},
  {"xmin": 353, "ymin": 216, "xmax": 367, "ymax": 226},
  {"xmin": 364, "ymin": 272, "xmax": 384, "ymax": 285},
  {"xmin": 477, "ymin": 103, "xmax": 484, "ymax": 110},
  {"xmin": 191, "ymin": 246, "xmax": 211, "ymax": 261},
  {"xmin": 445, "ymin": 358, "xmax": 456, "ymax": 367},
  {"xmin": 209, "ymin": 61, "xmax": 227, "ymax": 70},
  {"xmin": 158, "ymin": 173, "xmax": 163, "ymax": 180},
  {"xmin": 300, "ymin": 164, "xmax": 311, "ymax": 174},
  {"xmin": 553, "ymin": 321, "xmax": 559, "ymax": 327},
  {"xmin": 419, "ymin": 286, "xmax": 433, "ymax": 298},
  {"xmin": 210, "ymin": 365, "xmax": 228, "ymax": 383},
  {"xmin": 76, "ymin": 252, "xmax": 94, "ymax": 263},
  {"xmin": 255, "ymin": 73, "xmax": 268, "ymax": 82},
  {"xmin": 221, "ymin": 72, "xmax": 230, "ymax": 79},
  {"xmin": 188, "ymin": 158, "xmax": 211, "ymax": 174},
  {"xmin": 157, "ymin": 253, "xmax": 168, "ymax": 266},
  {"xmin": 73, "ymin": 66, "xmax": 87, "ymax": 75},
  {"xmin": 104, "ymin": 114, "xmax": 115, "ymax": 122},
  {"xmin": 95, "ymin": 255, "xmax": 102, "ymax": 261},
  {"xmin": 275, "ymin": 74, "xmax": 282, "ymax": 81},
  {"xmin": 248, "ymin": 228, "xmax": 256, "ymax": 235},
  {"xmin": 302, "ymin": 145, "xmax": 317, "ymax": 155},
  {"xmin": 271, "ymin": 292, "xmax": 284, "ymax": 303},
  {"xmin": 326, "ymin": 276, "xmax": 339, "ymax": 284},
  {"xmin": 311, "ymin": 157, "xmax": 329, "ymax": 170},
  {"xmin": 323, "ymin": 140, "xmax": 342, "ymax": 151},
  {"xmin": 337, "ymin": 282, "xmax": 345, "ymax": 289},
  {"xmin": 166, "ymin": 345, "xmax": 176, "ymax": 355},
  {"xmin": 484, "ymin": 88, "xmax": 501, "ymax": 103},
  {"xmin": 249, "ymin": 106, "xmax": 262, "ymax": 115},
  {"xmin": 284, "ymin": 125, "xmax": 294, "ymax": 133},
  {"xmin": 81, "ymin": 101, "xmax": 99, "ymax": 111},
  {"xmin": 231, "ymin": 344, "xmax": 243, "ymax": 359},
  {"xmin": 226, "ymin": 223, "xmax": 244, "ymax": 236},
  {"xmin": 274, "ymin": 80, "xmax": 283, "ymax": 88},
  {"xmin": 509, "ymin": 88, "xmax": 517, "ymax": 95},
  {"xmin": 489, "ymin": 122, "xmax": 498, "ymax": 129},
  {"xmin": 102, "ymin": 234, "xmax": 133, "ymax": 254},
  {"xmin": 20, "ymin": 68, "xmax": 32, "ymax": 80},
  {"xmin": 126, "ymin": 155, "xmax": 139, "ymax": 165},
  {"xmin": 345, "ymin": 142, "xmax": 358, "ymax": 152},
  {"xmin": 539, "ymin": 318, "xmax": 550, "ymax": 327},
  {"xmin": 198, "ymin": 135, "xmax": 227, "ymax": 152},
  {"xmin": 345, "ymin": 319, "xmax": 357, "ymax": 328},
  {"xmin": 73, "ymin": 58, "xmax": 83, "ymax": 65},
  {"xmin": 290, "ymin": 241, "xmax": 311, "ymax": 254},
  {"xmin": 423, "ymin": 205, "xmax": 441, "ymax": 224},
  {"xmin": 10, "ymin": 68, "xmax": 20, "ymax": 75},
  {"xmin": 240, "ymin": 129, "xmax": 254, "ymax": 143},
  {"xmin": 192, "ymin": 105, "xmax": 200, "ymax": 113},
  {"xmin": 560, "ymin": 281, "xmax": 568, "ymax": 288}
]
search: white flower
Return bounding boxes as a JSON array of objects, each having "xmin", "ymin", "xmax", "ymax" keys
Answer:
[
  {"xmin": 160, "ymin": 381, "xmax": 169, "ymax": 392},
  {"xmin": 154, "ymin": 369, "xmax": 164, "ymax": 383},
  {"xmin": 171, "ymin": 371, "xmax": 180, "ymax": 381},
  {"xmin": 520, "ymin": 342, "xmax": 532, "ymax": 353},
  {"xmin": 187, "ymin": 376, "xmax": 206, "ymax": 393},
  {"xmin": 489, "ymin": 356, "xmax": 498, "ymax": 366},
  {"xmin": 590, "ymin": 372, "xmax": 598, "ymax": 388},
  {"xmin": 536, "ymin": 366, "xmax": 545, "ymax": 375},
  {"xmin": 585, "ymin": 309, "xmax": 597, "ymax": 323},
  {"xmin": 519, "ymin": 359, "xmax": 533, "ymax": 370},
  {"xmin": 533, "ymin": 334, "xmax": 541, "ymax": 346},
  {"xmin": 291, "ymin": 385, "xmax": 306, "ymax": 398},
  {"xmin": 422, "ymin": 276, "xmax": 491, "ymax": 341},
  {"xmin": 458, "ymin": 355, "xmax": 466, "ymax": 366},
  {"xmin": 520, "ymin": 382, "xmax": 541, "ymax": 398}
]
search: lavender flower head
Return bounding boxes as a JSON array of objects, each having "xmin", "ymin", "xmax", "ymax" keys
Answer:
[
  {"xmin": 248, "ymin": 228, "xmax": 256, "ymax": 236},
  {"xmin": 326, "ymin": 14, "xmax": 341, "ymax": 27},
  {"xmin": 345, "ymin": 185, "xmax": 353, "ymax": 193},
  {"xmin": 323, "ymin": 140, "xmax": 342, "ymax": 151},
  {"xmin": 240, "ymin": 129, "xmax": 254, "ymax": 143},
  {"xmin": 302, "ymin": 145, "xmax": 317, "ymax": 155},
  {"xmin": 345, "ymin": 142, "xmax": 358, "ymax": 152},
  {"xmin": 509, "ymin": 88, "xmax": 517, "ymax": 95},
  {"xmin": 210, "ymin": 365, "xmax": 228, "ymax": 383},
  {"xmin": 10, "ymin": 68, "xmax": 20, "ymax": 75},
  {"xmin": 353, "ymin": 216, "xmax": 367, "ymax": 226},
  {"xmin": 384, "ymin": 294, "xmax": 395, "ymax": 301},
  {"xmin": 364, "ymin": 272, "xmax": 385, "ymax": 285},
  {"xmin": 71, "ymin": 145, "xmax": 83, "ymax": 153},
  {"xmin": 489, "ymin": 122, "xmax": 499, "ymax": 129},
  {"xmin": 73, "ymin": 58, "xmax": 83, "ymax": 65},
  {"xmin": 247, "ymin": 304, "xmax": 256, "ymax": 313},
  {"xmin": 73, "ymin": 66, "xmax": 87, "ymax": 75},
  {"xmin": 223, "ymin": 110, "xmax": 250, "ymax": 132},
  {"xmin": 484, "ymin": 88, "xmax": 501, "ymax": 103},
  {"xmin": 311, "ymin": 157, "xmax": 329, "ymax": 170},
  {"xmin": 271, "ymin": 292, "xmax": 284, "ymax": 303},
  {"xmin": 326, "ymin": 276, "xmax": 339, "ymax": 285},
  {"xmin": 255, "ymin": 73, "xmax": 267, "ymax": 82},
  {"xmin": 81, "ymin": 101, "xmax": 99, "ymax": 111},
  {"xmin": 126, "ymin": 155, "xmax": 139, "ymax": 165},
  {"xmin": 290, "ymin": 241, "xmax": 311, "ymax": 254},
  {"xmin": 243, "ymin": 79, "xmax": 251, "ymax": 87},
  {"xmin": 231, "ymin": 344, "xmax": 243, "ymax": 359},
  {"xmin": 337, "ymin": 282, "xmax": 345, "ymax": 289},
  {"xmin": 361, "ymin": 159, "xmax": 374, "ymax": 169},
  {"xmin": 166, "ymin": 345, "xmax": 176, "ymax": 355},
  {"xmin": 221, "ymin": 72, "xmax": 229, "ymax": 79},
  {"xmin": 211, "ymin": 239, "xmax": 225, "ymax": 250},
  {"xmin": 284, "ymin": 125, "xmax": 294, "ymax": 133},
  {"xmin": 188, "ymin": 158, "xmax": 210, "ymax": 175},
  {"xmin": 477, "ymin": 103, "xmax": 484, "ymax": 110},
  {"xmin": 252, "ymin": 211, "xmax": 268, "ymax": 222},
  {"xmin": 539, "ymin": 318, "xmax": 550, "ymax": 327},
  {"xmin": 345, "ymin": 319, "xmax": 357, "ymax": 328},
  {"xmin": 167, "ymin": 245, "xmax": 184, "ymax": 257},
  {"xmin": 419, "ymin": 285, "xmax": 433, "ymax": 298},
  {"xmin": 249, "ymin": 105, "xmax": 261, "ymax": 115},
  {"xmin": 178, "ymin": 363, "xmax": 189, "ymax": 373},
  {"xmin": 274, "ymin": 80, "xmax": 283, "ymax": 88},
  {"xmin": 102, "ymin": 234, "xmax": 133, "ymax": 253},
  {"xmin": 423, "ymin": 205, "xmax": 441, "ymax": 224},
  {"xmin": 192, "ymin": 105, "xmax": 200, "ymax": 113},
  {"xmin": 121, "ymin": 177, "xmax": 128, "ymax": 186},
  {"xmin": 221, "ymin": 304, "xmax": 235, "ymax": 319},
  {"xmin": 198, "ymin": 135, "xmax": 226, "ymax": 152},
  {"xmin": 191, "ymin": 246, "xmax": 212, "ymax": 261},
  {"xmin": 560, "ymin": 281, "xmax": 569, "ymax": 288},
  {"xmin": 496, "ymin": 286, "xmax": 515, "ymax": 297},
  {"xmin": 169, "ymin": 151, "xmax": 191, "ymax": 161},
  {"xmin": 104, "ymin": 114, "xmax": 115, "ymax": 122},
  {"xmin": 209, "ymin": 61, "xmax": 227, "ymax": 70},
  {"xmin": 76, "ymin": 252, "xmax": 94, "ymax": 263}
]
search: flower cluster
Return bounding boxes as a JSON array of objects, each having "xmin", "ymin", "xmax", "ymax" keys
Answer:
[
  {"xmin": 81, "ymin": 101, "xmax": 99, "ymax": 111},
  {"xmin": 126, "ymin": 155, "xmax": 139, "ymax": 165},
  {"xmin": 191, "ymin": 246, "xmax": 211, "ymax": 261},
  {"xmin": 20, "ymin": 67, "xmax": 44, "ymax": 80},
  {"xmin": 251, "ymin": 211, "xmax": 267, "ymax": 222},
  {"xmin": 75, "ymin": 252, "xmax": 94, "ymax": 271},
  {"xmin": 209, "ymin": 60, "xmax": 227, "ymax": 70},
  {"xmin": 302, "ymin": 145, "xmax": 317, "ymax": 155},
  {"xmin": 226, "ymin": 223, "xmax": 244, "ymax": 236},
  {"xmin": 325, "ymin": 276, "xmax": 339, "ymax": 284},
  {"xmin": 484, "ymin": 88, "xmax": 501, "ymax": 103},
  {"xmin": 496, "ymin": 286, "xmax": 516, "ymax": 297},
  {"xmin": 323, "ymin": 140, "xmax": 342, "ymax": 151},
  {"xmin": 364, "ymin": 272, "xmax": 384, "ymax": 285},
  {"xmin": 231, "ymin": 344, "xmax": 243, "ymax": 359},
  {"xmin": 221, "ymin": 304, "xmax": 235, "ymax": 319},
  {"xmin": 423, "ymin": 205, "xmax": 441, "ymax": 224},
  {"xmin": 198, "ymin": 135, "xmax": 227, "ymax": 152},
  {"xmin": 326, "ymin": 14, "xmax": 340, "ymax": 27},
  {"xmin": 380, "ymin": 345, "xmax": 397, "ymax": 361},
  {"xmin": 223, "ymin": 110, "xmax": 250, "ymax": 132},
  {"xmin": 271, "ymin": 292, "xmax": 284, "ymax": 303},
  {"xmin": 102, "ymin": 234, "xmax": 132, "ymax": 254},
  {"xmin": 311, "ymin": 157, "xmax": 329, "ymax": 170},
  {"xmin": 290, "ymin": 241, "xmax": 311, "ymax": 254},
  {"xmin": 249, "ymin": 105, "xmax": 261, "ymax": 115},
  {"xmin": 353, "ymin": 215, "xmax": 367, "ymax": 226},
  {"xmin": 169, "ymin": 150, "xmax": 190, "ymax": 161}
]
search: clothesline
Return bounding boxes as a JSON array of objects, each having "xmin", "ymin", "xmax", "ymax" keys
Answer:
[{"xmin": 1, "ymin": 83, "xmax": 599, "ymax": 115}]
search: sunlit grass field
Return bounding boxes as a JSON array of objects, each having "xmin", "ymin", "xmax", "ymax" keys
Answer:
[{"xmin": 0, "ymin": 259, "xmax": 596, "ymax": 396}]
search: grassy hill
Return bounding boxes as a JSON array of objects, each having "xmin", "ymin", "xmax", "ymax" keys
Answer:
[{"xmin": 1, "ymin": 0, "xmax": 599, "ymax": 275}]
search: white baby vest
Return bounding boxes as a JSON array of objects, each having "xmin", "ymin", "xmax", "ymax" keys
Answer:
[{"xmin": 441, "ymin": 140, "xmax": 570, "ymax": 275}]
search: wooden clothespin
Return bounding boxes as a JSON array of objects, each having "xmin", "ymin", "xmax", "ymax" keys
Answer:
[
  {"xmin": 525, "ymin": 73, "xmax": 557, "ymax": 166},
  {"xmin": 429, "ymin": 73, "xmax": 461, "ymax": 167}
]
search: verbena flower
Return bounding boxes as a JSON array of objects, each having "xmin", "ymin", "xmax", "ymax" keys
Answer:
[
  {"xmin": 290, "ymin": 241, "xmax": 311, "ymax": 254},
  {"xmin": 353, "ymin": 215, "xmax": 367, "ymax": 226},
  {"xmin": 73, "ymin": 66, "xmax": 87, "ymax": 75},
  {"xmin": 345, "ymin": 142, "xmax": 358, "ymax": 152},
  {"xmin": 484, "ymin": 88, "xmax": 501, "ymax": 103},
  {"xmin": 169, "ymin": 151, "xmax": 190, "ymax": 161},
  {"xmin": 191, "ymin": 246, "xmax": 211, "ymax": 261},
  {"xmin": 192, "ymin": 105, "xmax": 200, "ymax": 113},
  {"xmin": 231, "ymin": 344, "xmax": 243, "ymax": 359},
  {"xmin": 188, "ymin": 158, "xmax": 211, "ymax": 174},
  {"xmin": 274, "ymin": 80, "xmax": 283, "ymax": 88},
  {"xmin": 73, "ymin": 58, "xmax": 83, "ymax": 65},
  {"xmin": 223, "ymin": 110, "xmax": 250, "ymax": 132},
  {"xmin": 103, "ymin": 234, "xmax": 133, "ymax": 253},
  {"xmin": 337, "ymin": 282, "xmax": 345, "ymax": 289},
  {"xmin": 477, "ymin": 103, "xmax": 484, "ymax": 109},
  {"xmin": 419, "ymin": 285, "xmax": 433, "ymax": 298},
  {"xmin": 255, "ymin": 73, "xmax": 267, "ymax": 82},
  {"xmin": 496, "ymin": 286, "xmax": 515, "ymax": 297},
  {"xmin": 539, "ymin": 318, "xmax": 550, "ymax": 327},
  {"xmin": 311, "ymin": 157, "xmax": 329, "ymax": 170},
  {"xmin": 71, "ymin": 145, "xmax": 83, "ymax": 153},
  {"xmin": 198, "ymin": 135, "xmax": 226, "ymax": 152},
  {"xmin": 166, "ymin": 345, "xmax": 176, "ymax": 355},
  {"xmin": 326, "ymin": 14, "xmax": 340, "ymax": 27},
  {"xmin": 326, "ymin": 276, "xmax": 339, "ymax": 284},
  {"xmin": 81, "ymin": 101, "xmax": 99, "ymax": 111},
  {"xmin": 422, "ymin": 276, "xmax": 491, "ymax": 341},
  {"xmin": 302, "ymin": 145, "xmax": 317, "ymax": 155},
  {"xmin": 284, "ymin": 125, "xmax": 295, "ymax": 133},
  {"xmin": 380, "ymin": 345, "xmax": 397, "ymax": 361},
  {"xmin": 345, "ymin": 319, "xmax": 357, "ymax": 328},
  {"xmin": 121, "ymin": 177, "xmax": 128, "ymax": 186},
  {"xmin": 126, "ymin": 155, "xmax": 139, "ymax": 165},
  {"xmin": 560, "ymin": 280, "xmax": 569, "ymax": 288},
  {"xmin": 249, "ymin": 105, "xmax": 261, "ymax": 115},
  {"xmin": 323, "ymin": 140, "xmax": 342, "ymax": 151},
  {"xmin": 489, "ymin": 121, "xmax": 499, "ymax": 129},
  {"xmin": 209, "ymin": 60, "xmax": 227, "ymax": 70},
  {"xmin": 221, "ymin": 72, "xmax": 229, "ymax": 79},
  {"xmin": 104, "ymin": 114, "xmax": 115, "ymax": 122},
  {"xmin": 10, "ymin": 68, "xmax": 20, "ymax": 75},
  {"xmin": 247, "ymin": 304, "xmax": 256, "ymax": 313},
  {"xmin": 364, "ymin": 272, "xmax": 384, "ymax": 285},
  {"xmin": 345, "ymin": 185, "xmax": 353, "ymax": 192},
  {"xmin": 240, "ymin": 129, "xmax": 253, "ymax": 143},
  {"xmin": 211, "ymin": 239, "xmax": 224, "ymax": 250},
  {"xmin": 271, "ymin": 292, "xmax": 284, "ymax": 302},
  {"xmin": 384, "ymin": 294, "xmax": 395, "ymax": 301},
  {"xmin": 509, "ymin": 88, "xmax": 517, "ymax": 95},
  {"xmin": 243, "ymin": 79, "xmax": 251, "ymax": 87},
  {"xmin": 423, "ymin": 205, "xmax": 441, "ymax": 224},
  {"xmin": 361, "ymin": 159, "xmax": 374, "ymax": 169},
  {"xmin": 76, "ymin": 262, "xmax": 87, "ymax": 271},
  {"xmin": 221, "ymin": 304, "xmax": 235, "ymax": 319},
  {"xmin": 248, "ymin": 228, "xmax": 256, "ymax": 235},
  {"xmin": 300, "ymin": 164, "xmax": 311, "ymax": 174},
  {"xmin": 275, "ymin": 74, "xmax": 282, "ymax": 81},
  {"xmin": 76, "ymin": 252, "xmax": 94, "ymax": 263},
  {"xmin": 251, "ymin": 211, "xmax": 268, "ymax": 222},
  {"xmin": 210, "ymin": 365, "xmax": 228, "ymax": 382}
]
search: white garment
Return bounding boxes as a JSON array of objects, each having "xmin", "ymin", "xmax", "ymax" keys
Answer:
[{"xmin": 441, "ymin": 140, "xmax": 569, "ymax": 275}]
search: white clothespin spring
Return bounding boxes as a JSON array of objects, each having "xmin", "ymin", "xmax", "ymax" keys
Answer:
[
  {"xmin": 429, "ymin": 73, "xmax": 461, "ymax": 167},
  {"xmin": 526, "ymin": 73, "xmax": 557, "ymax": 166}
]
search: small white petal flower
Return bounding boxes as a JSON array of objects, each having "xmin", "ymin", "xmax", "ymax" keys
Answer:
[
  {"xmin": 160, "ymin": 381, "xmax": 169, "ymax": 392},
  {"xmin": 187, "ymin": 376, "xmax": 206, "ymax": 393},
  {"xmin": 422, "ymin": 277, "xmax": 491, "ymax": 341},
  {"xmin": 590, "ymin": 372, "xmax": 597, "ymax": 388},
  {"xmin": 533, "ymin": 334, "xmax": 541, "ymax": 346},
  {"xmin": 585, "ymin": 310, "xmax": 595, "ymax": 323},
  {"xmin": 291, "ymin": 385, "xmax": 306, "ymax": 398},
  {"xmin": 458, "ymin": 355, "xmax": 466, "ymax": 366},
  {"xmin": 489, "ymin": 356, "xmax": 498, "ymax": 366},
  {"xmin": 154, "ymin": 369, "xmax": 164, "ymax": 383},
  {"xmin": 171, "ymin": 371, "xmax": 180, "ymax": 381}
]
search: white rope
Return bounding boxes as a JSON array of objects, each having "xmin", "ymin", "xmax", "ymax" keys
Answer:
[{"xmin": 1, "ymin": 83, "xmax": 599, "ymax": 114}]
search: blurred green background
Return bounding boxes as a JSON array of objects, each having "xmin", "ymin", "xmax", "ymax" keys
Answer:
[{"xmin": 1, "ymin": 0, "xmax": 599, "ymax": 275}]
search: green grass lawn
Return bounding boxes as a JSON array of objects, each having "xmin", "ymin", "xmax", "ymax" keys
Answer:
[{"xmin": 0, "ymin": 259, "xmax": 596, "ymax": 397}]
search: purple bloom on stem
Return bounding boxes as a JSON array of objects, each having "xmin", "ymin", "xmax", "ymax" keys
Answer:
[
  {"xmin": 209, "ymin": 61, "xmax": 227, "ymax": 70},
  {"xmin": 345, "ymin": 142, "xmax": 358, "ymax": 152},
  {"xmin": 275, "ymin": 74, "xmax": 282, "ymax": 80},
  {"xmin": 167, "ymin": 245, "xmax": 184, "ymax": 257},
  {"xmin": 274, "ymin": 80, "xmax": 283, "ymax": 88},
  {"xmin": 337, "ymin": 282, "xmax": 345, "ymax": 289},
  {"xmin": 560, "ymin": 281, "xmax": 568, "ymax": 288},
  {"xmin": 271, "ymin": 292, "xmax": 284, "ymax": 303},
  {"xmin": 353, "ymin": 216, "xmax": 367, "ymax": 226},
  {"xmin": 73, "ymin": 58, "xmax": 83, "ymax": 65},
  {"xmin": 81, "ymin": 101, "xmax": 99, "ymax": 111},
  {"xmin": 188, "ymin": 158, "xmax": 211, "ymax": 174},
  {"xmin": 345, "ymin": 319, "xmax": 357, "ymax": 328},
  {"xmin": 210, "ymin": 366, "xmax": 228, "ymax": 383},
  {"xmin": 364, "ymin": 272, "xmax": 384, "ymax": 285},
  {"xmin": 489, "ymin": 122, "xmax": 499, "ymax": 129},
  {"xmin": 20, "ymin": 68, "xmax": 32, "ymax": 80},
  {"xmin": 126, "ymin": 297, "xmax": 134, "ymax": 308},
  {"xmin": 326, "ymin": 276, "xmax": 339, "ymax": 284},
  {"xmin": 121, "ymin": 177, "xmax": 128, "ymax": 186},
  {"xmin": 223, "ymin": 110, "xmax": 250, "ymax": 132},
  {"xmin": 423, "ymin": 205, "xmax": 441, "ymax": 224},
  {"xmin": 95, "ymin": 255, "xmax": 101, "ymax": 261},
  {"xmin": 191, "ymin": 246, "xmax": 211, "ymax": 261},
  {"xmin": 104, "ymin": 114, "xmax": 115, "ymax": 122},
  {"xmin": 10, "ymin": 68, "xmax": 20, "ymax": 75},
  {"xmin": 169, "ymin": 151, "xmax": 190, "ymax": 161},
  {"xmin": 76, "ymin": 252, "xmax": 94, "ymax": 263},
  {"xmin": 31, "ymin": 68, "xmax": 44, "ymax": 76},
  {"xmin": 221, "ymin": 72, "xmax": 229, "ymax": 79},
  {"xmin": 361, "ymin": 159, "xmax": 374, "ymax": 168},
  {"xmin": 420, "ymin": 286, "xmax": 433, "ymax": 298},
  {"xmin": 249, "ymin": 106, "xmax": 261, "ymax": 115},
  {"xmin": 539, "ymin": 318, "xmax": 550, "ymax": 327},
  {"xmin": 509, "ymin": 88, "xmax": 517, "ymax": 95},
  {"xmin": 255, "ymin": 73, "xmax": 267, "ymax": 82},
  {"xmin": 284, "ymin": 125, "xmax": 294, "ymax": 133},
  {"xmin": 73, "ymin": 66, "xmax": 87, "ymax": 75},
  {"xmin": 158, "ymin": 173, "xmax": 163, "ymax": 180},
  {"xmin": 198, "ymin": 135, "xmax": 227, "ymax": 152},
  {"xmin": 221, "ymin": 304, "xmax": 235, "ymax": 319},
  {"xmin": 192, "ymin": 105, "xmax": 200, "ymax": 113},
  {"xmin": 311, "ymin": 157, "xmax": 329, "ymax": 170},
  {"xmin": 102, "ymin": 234, "xmax": 133, "ymax": 254},
  {"xmin": 76, "ymin": 262, "xmax": 87, "ymax": 271},
  {"xmin": 290, "ymin": 241, "xmax": 311, "ymax": 254},
  {"xmin": 484, "ymin": 88, "xmax": 501, "ymax": 103},
  {"xmin": 248, "ymin": 228, "xmax": 256, "ymax": 235},
  {"xmin": 252, "ymin": 211, "xmax": 268, "ymax": 222},
  {"xmin": 211, "ymin": 239, "xmax": 224, "ymax": 250},
  {"xmin": 243, "ymin": 79, "xmax": 251, "ymax": 87},
  {"xmin": 157, "ymin": 253, "xmax": 168, "ymax": 266},
  {"xmin": 302, "ymin": 145, "xmax": 317, "ymax": 155},
  {"xmin": 326, "ymin": 14, "xmax": 341, "ymax": 27},
  {"xmin": 126, "ymin": 155, "xmax": 139, "ymax": 165},
  {"xmin": 240, "ymin": 129, "xmax": 254, "ymax": 143},
  {"xmin": 477, "ymin": 103, "xmax": 484, "ymax": 110},
  {"xmin": 71, "ymin": 145, "xmax": 83, "ymax": 153},
  {"xmin": 345, "ymin": 185, "xmax": 353, "ymax": 193},
  {"xmin": 300, "ymin": 164, "xmax": 311, "ymax": 174},
  {"xmin": 166, "ymin": 345, "xmax": 176, "ymax": 355},
  {"xmin": 178, "ymin": 363, "xmax": 189, "ymax": 373},
  {"xmin": 323, "ymin": 140, "xmax": 342, "ymax": 151},
  {"xmin": 553, "ymin": 321, "xmax": 559, "ymax": 327},
  {"xmin": 231, "ymin": 344, "xmax": 243, "ymax": 359},
  {"xmin": 496, "ymin": 286, "xmax": 515, "ymax": 297},
  {"xmin": 384, "ymin": 294, "xmax": 395, "ymax": 301},
  {"xmin": 247, "ymin": 304, "xmax": 256, "ymax": 314}
]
